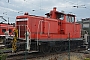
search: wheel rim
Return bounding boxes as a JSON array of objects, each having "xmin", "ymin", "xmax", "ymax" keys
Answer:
[
  {"xmin": 42, "ymin": 46, "xmax": 51, "ymax": 54},
  {"xmin": 55, "ymin": 47, "xmax": 62, "ymax": 53}
]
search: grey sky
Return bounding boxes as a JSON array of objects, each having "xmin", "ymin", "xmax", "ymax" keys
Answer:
[{"xmin": 0, "ymin": 0, "xmax": 90, "ymax": 23}]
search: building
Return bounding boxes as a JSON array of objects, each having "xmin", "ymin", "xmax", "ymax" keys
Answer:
[{"xmin": 82, "ymin": 18, "xmax": 90, "ymax": 35}]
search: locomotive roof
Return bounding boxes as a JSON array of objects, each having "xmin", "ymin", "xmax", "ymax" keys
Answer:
[
  {"xmin": 67, "ymin": 14, "xmax": 75, "ymax": 17},
  {"xmin": 55, "ymin": 11, "xmax": 75, "ymax": 17},
  {"xmin": 55, "ymin": 11, "xmax": 65, "ymax": 15}
]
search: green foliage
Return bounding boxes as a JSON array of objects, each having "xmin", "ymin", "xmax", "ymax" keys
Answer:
[
  {"xmin": 84, "ymin": 58, "xmax": 90, "ymax": 60},
  {"xmin": 0, "ymin": 54, "xmax": 7, "ymax": 60}
]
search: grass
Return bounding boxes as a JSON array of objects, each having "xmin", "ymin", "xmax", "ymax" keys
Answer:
[
  {"xmin": 62, "ymin": 55, "xmax": 84, "ymax": 60},
  {"xmin": 84, "ymin": 58, "xmax": 90, "ymax": 60},
  {"xmin": 0, "ymin": 54, "xmax": 7, "ymax": 60}
]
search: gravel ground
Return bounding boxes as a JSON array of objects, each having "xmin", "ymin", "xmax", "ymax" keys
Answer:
[{"xmin": 28, "ymin": 51, "xmax": 90, "ymax": 60}]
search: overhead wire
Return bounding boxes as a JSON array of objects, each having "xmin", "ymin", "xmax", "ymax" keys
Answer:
[
  {"xmin": 0, "ymin": 0, "xmax": 88, "ymax": 11},
  {"xmin": 0, "ymin": 0, "xmax": 23, "ymax": 13},
  {"xmin": 0, "ymin": 0, "xmax": 90, "ymax": 20},
  {"xmin": 0, "ymin": 0, "xmax": 23, "ymax": 23}
]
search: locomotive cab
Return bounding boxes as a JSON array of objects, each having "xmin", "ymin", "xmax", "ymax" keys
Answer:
[
  {"xmin": 45, "ymin": 7, "xmax": 65, "ymax": 20},
  {"xmin": 46, "ymin": 7, "xmax": 75, "ymax": 23},
  {"xmin": 66, "ymin": 14, "xmax": 75, "ymax": 23}
]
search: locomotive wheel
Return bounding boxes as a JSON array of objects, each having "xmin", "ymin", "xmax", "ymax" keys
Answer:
[
  {"xmin": 55, "ymin": 47, "xmax": 62, "ymax": 53},
  {"xmin": 41, "ymin": 46, "xmax": 51, "ymax": 54}
]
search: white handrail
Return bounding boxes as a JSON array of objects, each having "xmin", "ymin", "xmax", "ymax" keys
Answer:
[
  {"xmin": 37, "ymin": 20, "xmax": 43, "ymax": 46},
  {"xmin": 16, "ymin": 25, "xmax": 31, "ymax": 50},
  {"xmin": 16, "ymin": 25, "xmax": 31, "ymax": 40},
  {"xmin": 19, "ymin": 25, "xmax": 20, "ymax": 38},
  {"xmin": 37, "ymin": 20, "xmax": 50, "ymax": 46},
  {"xmin": 27, "ymin": 25, "xmax": 31, "ymax": 45}
]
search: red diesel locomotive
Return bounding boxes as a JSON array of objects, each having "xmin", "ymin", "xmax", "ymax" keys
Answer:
[{"xmin": 15, "ymin": 7, "xmax": 83, "ymax": 53}]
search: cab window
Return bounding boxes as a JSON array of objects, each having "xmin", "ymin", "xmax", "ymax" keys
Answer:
[
  {"xmin": 57, "ymin": 14, "xmax": 64, "ymax": 20},
  {"xmin": 66, "ymin": 16, "xmax": 74, "ymax": 22},
  {"xmin": 2, "ymin": 29, "xmax": 6, "ymax": 33}
]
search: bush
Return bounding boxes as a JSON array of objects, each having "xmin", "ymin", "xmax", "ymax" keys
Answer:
[
  {"xmin": 0, "ymin": 54, "xmax": 7, "ymax": 60},
  {"xmin": 84, "ymin": 58, "xmax": 90, "ymax": 60}
]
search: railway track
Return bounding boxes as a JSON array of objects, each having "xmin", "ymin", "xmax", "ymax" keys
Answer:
[
  {"xmin": 6, "ymin": 48, "xmax": 85, "ymax": 60},
  {"xmin": 7, "ymin": 51, "xmax": 51, "ymax": 60}
]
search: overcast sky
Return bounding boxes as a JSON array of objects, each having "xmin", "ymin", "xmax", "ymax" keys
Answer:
[{"xmin": 0, "ymin": 0, "xmax": 90, "ymax": 23}]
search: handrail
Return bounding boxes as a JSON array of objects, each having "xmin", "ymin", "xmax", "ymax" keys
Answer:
[
  {"xmin": 27, "ymin": 25, "xmax": 31, "ymax": 45},
  {"xmin": 16, "ymin": 25, "xmax": 31, "ymax": 40},
  {"xmin": 16, "ymin": 25, "xmax": 31, "ymax": 50},
  {"xmin": 37, "ymin": 20, "xmax": 50, "ymax": 46},
  {"xmin": 19, "ymin": 25, "xmax": 20, "ymax": 38}
]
